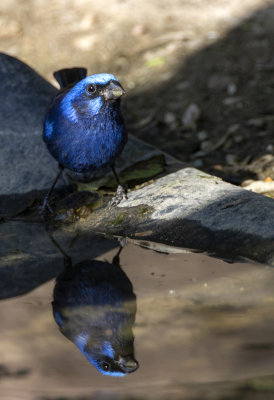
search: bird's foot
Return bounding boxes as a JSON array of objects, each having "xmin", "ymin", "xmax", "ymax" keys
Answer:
[
  {"xmin": 118, "ymin": 237, "xmax": 127, "ymax": 247},
  {"xmin": 109, "ymin": 185, "xmax": 128, "ymax": 207},
  {"xmin": 39, "ymin": 197, "xmax": 54, "ymax": 219}
]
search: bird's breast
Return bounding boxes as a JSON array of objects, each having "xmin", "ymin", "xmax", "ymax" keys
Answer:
[{"xmin": 45, "ymin": 107, "xmax": 127, "ymax": 173}]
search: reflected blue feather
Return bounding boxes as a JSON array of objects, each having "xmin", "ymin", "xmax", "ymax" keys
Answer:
[
  {"xmin": 53, "ymin": 259, "xmax": 138, "ymax": 377},
  {"xmin": 102, "ymin": 341, "xmax": 115, "ymax": 358}
]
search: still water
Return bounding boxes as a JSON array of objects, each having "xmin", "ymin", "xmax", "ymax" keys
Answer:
[{"xmin": 1, "ymin": 222, "xmax": 274, "ymax": 400}]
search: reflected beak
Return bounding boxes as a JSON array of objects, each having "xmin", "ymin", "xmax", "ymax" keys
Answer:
[
  {"xmin": 118, "ymin": 355, "xmax": 139, "ymax": 373},
  {"xmin": 102, "ymin": 81, "xmax": 125, "ymax": 101}
]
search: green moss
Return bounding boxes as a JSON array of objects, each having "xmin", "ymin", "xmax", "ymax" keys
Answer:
[
  {"xmin": 146, "ymin": 56, "xmax": 166, "ymax": 67},
  {"xmin": 241, "ymin": 21, "xmax": 254, "ymax": 31},
  {"xmin": 85, "ymin": 199, "xmax": 102, "ymax": 210},
  {"xmin": 109, "ymin": 212, "xmax": 127, "ymax": 226},
  {"xmin": 77, "ymin": 177, "xmax": 107, "ymax": 193},
  {"xmin": 75, "ymin": 154, "xmax": 166, "ymax": 192},
  {"xmin": 138, "ymin": 206, "xmax": 149, "ymax": 216},
  {"xmin": 244, "ymin": 377, "xmax": 274, "ymax": 392}
]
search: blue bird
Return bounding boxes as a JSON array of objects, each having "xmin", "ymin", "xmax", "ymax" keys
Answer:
[
  {"xmin": 41, "ymin": 67, "xmax": 127, "ymax": 216},
  {"xmin": 52, "ymin": 243, "xmax": 139, "ymax": 377}
]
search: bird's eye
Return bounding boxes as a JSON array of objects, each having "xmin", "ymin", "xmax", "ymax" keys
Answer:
[
  {"xmin": 101, "ymin": 361, "xmax": 110, "ymax": 371},
  {"xmin": 86, "ymin": 84, "xmax": 96, "ymax": 94}
]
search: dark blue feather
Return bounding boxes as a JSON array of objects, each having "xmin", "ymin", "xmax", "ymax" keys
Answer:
[
  {"xmin": 43, "ymin": 71, "xmax": 127, "ymax": 174},
  {"xmin": 52, "ymin": 259, "xmax": 138, "ymax": 376}
]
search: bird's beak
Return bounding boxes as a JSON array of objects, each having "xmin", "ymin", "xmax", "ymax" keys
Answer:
[
  {"xmin": 118, "ymin": 355, "xmax": 139, "ymax": 373},
  {"xmin": 102, "ymin": 81, "xmax": 125, "ymax": 101}
]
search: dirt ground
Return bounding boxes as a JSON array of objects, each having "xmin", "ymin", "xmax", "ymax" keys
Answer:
[{"xmin": 1, "ymin": 0, "xmax": 274, "ymax": 186}]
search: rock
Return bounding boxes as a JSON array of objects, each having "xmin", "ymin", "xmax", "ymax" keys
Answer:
[
  {"xmin": 197, "ymin": 131, "xmax": 208, "ymax": 141},
  {"xmin": 247, "ymin": 117, "xmax": 266, "ymax": 127},
  {"xmin": 181, "ymin": 103, "xmax": 200, "ymax": 130},
  {"xmin": 227, "ymin": 124, "xmax": 240, "ymax": 134},
  {"xmin": 208, "ymin": 74, "xmax": 231, "ymax": 90},
  {"xmin": 243, "ymin": 180, "xmax": 274, "ymax": 194},
  {"xmin": 77, "ymin": 168, "xmax": 274, "ymax": 267},
  {"xmin": 73, "ymin": 34, "xmax": 97, "ymax": 51},
  {"xmin": 266, "ymin": 144, "xmax": 273, "ymax": 152},
  {"xmin": 200, "ymin": 140, "xmax": 212, "ymax": 152},
  {"xmin": 207, "ymin": 31, "xmax": 219, "ymax": 40},
  {"xmin": 193, "ymin": 159, "xmax": 204, "ymax": 168},
  {"xmin": 132, "ymin": 24, "xmax": 148, "ymax": 36},
  {"xmin": 225, "ymin": 154, "xmax": 238, "ymax": 165},
  {"xmin": 223, "ymin": 97, "xmax": 241, "ymax": 106},
  {"xmin": 164, "ymin": 111, "xmax": 176, "ymax": 125},
  {"xmin": 0, "ymin": 53, "xmax": 57, "ymax": 195},
  {"xmin": 227, "ymin": 82, "xmax": 237, "ymax": 95}
]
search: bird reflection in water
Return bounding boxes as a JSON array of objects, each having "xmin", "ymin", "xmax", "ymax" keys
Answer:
[{"xmin": 51, "ymin": 236, "xmax": 139, "ymax": 376}]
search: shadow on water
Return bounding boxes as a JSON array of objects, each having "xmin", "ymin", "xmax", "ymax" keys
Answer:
[
  {"xmin": 0, "ymin": 220, "xmax": 120, "ymax": 299},
  {"xmin": 125, "ymin": 4, "xmax": 274, "ymax": 184},
  {"xmin": 0, "ymin": 364, "xmax": 30, "ymax": 379}
]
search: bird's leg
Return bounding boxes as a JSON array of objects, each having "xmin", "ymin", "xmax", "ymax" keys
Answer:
[
  {"xmin": 40, "ymin": 165, "xmax": 64, "ymax": 218},
  {"xmin": 112, "ymin": 246, "xmax": 123, "ymax": 267},
  {"xmin": 48, "ymin": 232, "xmax": 72, "ymax": 269},
  {"xmin": 109, "ymin": 165, "xmax": 128, "ymax": 207},
  {"xmin": 112, "ymin": 237, "xmax": 127, "ymax": 266}
]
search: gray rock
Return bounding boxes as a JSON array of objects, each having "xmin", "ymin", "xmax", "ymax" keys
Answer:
[
  {"xmin": 0, "ymin": 53, "xmax": 57, "ymax": 194},
  {"xmin": 78, "ymin": 168, "xmax": 274, "ymax": 267}
]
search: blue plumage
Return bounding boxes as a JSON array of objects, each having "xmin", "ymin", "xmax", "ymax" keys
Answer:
[
  {"xmin": 52, "ymin": 256, "xmax": 138, "ymax": 377},
  {"xmin": 43, "ymin": 71, "xmax": 127, "ymax": 173},
  {"xmin": 40, "ymin": 68, "xmax": 128, "ymax": 216}
]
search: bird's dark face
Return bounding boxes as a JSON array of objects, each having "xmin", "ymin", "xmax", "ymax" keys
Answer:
[
  {"xmin": 93, "ymin": 353, "xmax": 139, "ymax": 377},
  {"xmin": 85, "ymin": 79, "xmax": 125, "ymax": 102},
  {"xmin": 61, "ymin": 73, "xmax": 125, "ymax": 121},
  {"xmin": 74, "ymin": 333, "xmax": 139, "ymax": 377}
]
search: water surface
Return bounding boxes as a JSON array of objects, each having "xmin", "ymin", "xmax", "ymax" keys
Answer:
[{"xmin": 1, "ymin": 223, "xmax": 274, "ymax": 400}]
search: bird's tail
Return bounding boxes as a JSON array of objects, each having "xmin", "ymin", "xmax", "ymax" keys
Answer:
[{"xmin": 53, "ymin": 67, "xmax": 87, "ymax": 89}]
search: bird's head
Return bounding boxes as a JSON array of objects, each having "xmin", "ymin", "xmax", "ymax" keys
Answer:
[
  {"xmin": 95, "ymin": 354, "xmax": 139, "ymax": 377},
  {"xmin": 74, "ymin": 333, "xmax": 139, "ymax": 377},
  {"xmin": 61, "ymin": 73, "xmax": 125, "ymax": 121}
]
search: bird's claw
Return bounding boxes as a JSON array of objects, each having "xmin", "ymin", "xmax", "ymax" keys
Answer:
[
  {"xmin": 39, "ymin": 197, "xmax": 54, "ymax": 219},
  {"xmin": 118, "ymin": 237, "xmax": 127, "ymax": 248},
  {"xmin": 109, "ymin": 185, "xmax": 128, "ymax": 208}
]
